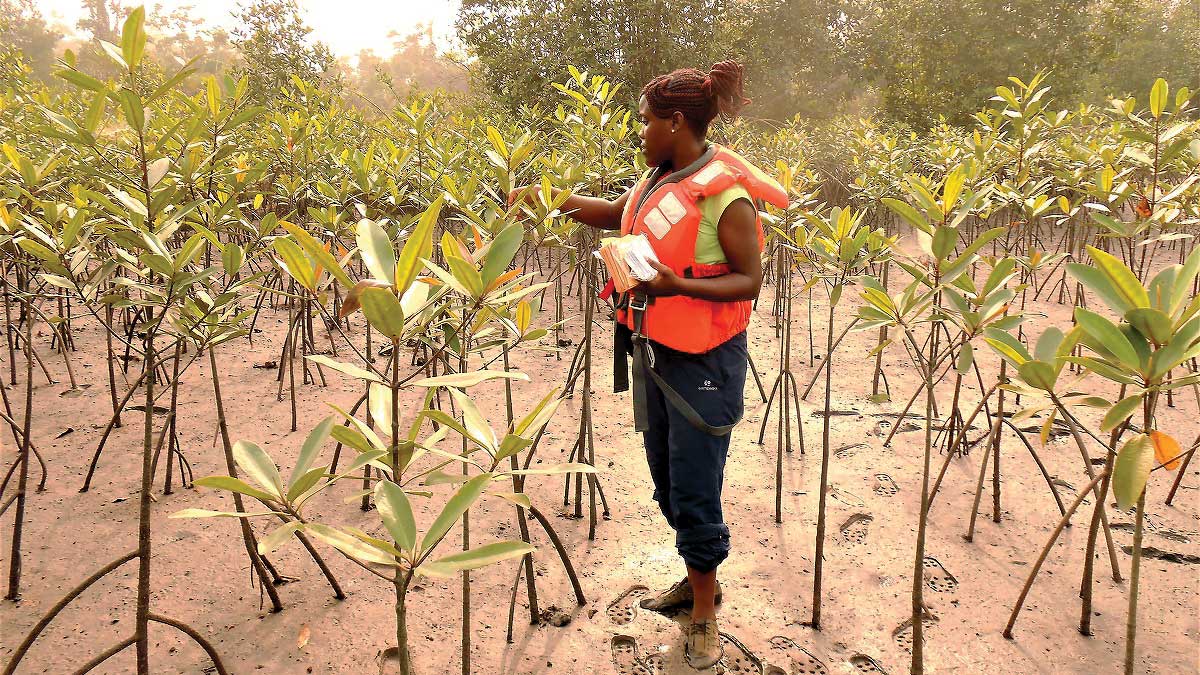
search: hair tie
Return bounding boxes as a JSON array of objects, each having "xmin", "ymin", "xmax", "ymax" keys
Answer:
[{"xmin": 702, "ymin": 75, "xmax": 714, "ymax": 98}]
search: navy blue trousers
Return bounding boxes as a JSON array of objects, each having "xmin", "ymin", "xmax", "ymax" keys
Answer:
[{"xmin": 640, "ymin": 331, "xmax": 747, "ymax": 573}]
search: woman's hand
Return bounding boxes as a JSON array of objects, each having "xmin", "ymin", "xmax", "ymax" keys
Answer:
[
  {"xmin": 633, "ymin": 199, "xmax": 763, "ymax": 302},
  {"xmin": 637, "ymin": 260, "xmax": 680, "ymax": 297},
  {"xmin": 507, "ymin": 184, "xmax": 542, "ymax": 208}
]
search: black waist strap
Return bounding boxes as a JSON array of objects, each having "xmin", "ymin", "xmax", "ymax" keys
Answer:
[{"xmin": 616, "ymin": 293, "xmax": 739, "ymax": 437}]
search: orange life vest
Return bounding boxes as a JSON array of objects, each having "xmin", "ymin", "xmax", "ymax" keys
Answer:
[{"xmin": 615, "ymin": 144, "xmax": 789, "ymax": 354}]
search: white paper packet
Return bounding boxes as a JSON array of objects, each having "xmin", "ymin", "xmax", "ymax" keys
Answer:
[{"xmin": 622, "ymin": 234, "xmax": 659, "ymax": 281}]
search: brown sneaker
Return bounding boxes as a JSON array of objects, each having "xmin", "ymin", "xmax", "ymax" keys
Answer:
[
  {"xmin": 685, "ymin": 619, "xmax": 723, "ymax": 669},
  {"xmin": 638, "ymin": 577, "xmax": 724, "ymax": 612}
]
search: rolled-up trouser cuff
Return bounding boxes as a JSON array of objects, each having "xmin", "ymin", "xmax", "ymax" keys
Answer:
[{"xmin": 676, "ymin": 523, "xmax": 731, "ymax": 573}]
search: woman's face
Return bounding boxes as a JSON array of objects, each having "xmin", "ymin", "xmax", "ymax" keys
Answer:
[{"xmin": 638, "ymin": 96, "xmax": 675, "ymax": 168}]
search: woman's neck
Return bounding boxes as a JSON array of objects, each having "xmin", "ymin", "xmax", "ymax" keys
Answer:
[{"xmin": 667, "ymin": 139, "xmax": 708, "ymax": 176}]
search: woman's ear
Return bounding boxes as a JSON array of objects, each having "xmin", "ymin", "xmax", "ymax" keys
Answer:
[{"xmin": 671, "ymin": 111, "xmax": 685, "ymax": 134}]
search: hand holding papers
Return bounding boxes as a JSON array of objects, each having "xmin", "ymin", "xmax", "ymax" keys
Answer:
[{"xmin": 596, "ymin": 234, "xmax": 660, "ymax": 293}]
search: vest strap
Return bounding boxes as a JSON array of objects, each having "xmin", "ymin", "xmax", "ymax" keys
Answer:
[{"xmin": 624, "ymin": 293, "xmax": 738, "ymax": 437}]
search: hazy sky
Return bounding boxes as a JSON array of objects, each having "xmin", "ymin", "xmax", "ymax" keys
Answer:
[{"xmin": 34, "ymin": 0, "xmax": 462, "ymax": 58}]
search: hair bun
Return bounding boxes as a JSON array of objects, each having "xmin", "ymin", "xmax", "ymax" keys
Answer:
[{"xmin": 707, "ymin": 60, "xmax": 750, "ymax": 118}]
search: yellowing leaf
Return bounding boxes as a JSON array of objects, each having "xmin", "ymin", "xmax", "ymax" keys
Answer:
[
  {"xmin": 339, "ymin": 278, "xmax": 391, "ymax": 319},
  {"xmin": 1112, "ymin": 434, "xmax": 1155, "ymax": 509}
]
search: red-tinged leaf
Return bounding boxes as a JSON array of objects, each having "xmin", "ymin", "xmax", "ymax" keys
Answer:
[
  {"xmin": 1150, "ymin": 430, "xmax": 1182, "ymax": 471},
  {"xmin": 338, "ymin": 279, "xmax": 390, "ymax": 319},
  {"xmin": 1134, "ymin": 197, "xmax": 1151, "ymax": 219},
  {"xmin": 485, "ymin": 267, "xmax": 523, "ymax": 294}
]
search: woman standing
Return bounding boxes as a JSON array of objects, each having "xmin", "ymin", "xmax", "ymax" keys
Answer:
[{"xmin": 512, "ymin": 61, "xmax": 787, "ymax": 669}]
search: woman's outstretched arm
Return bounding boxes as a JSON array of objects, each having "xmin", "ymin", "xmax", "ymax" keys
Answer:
[{"xmin": 509, "ymin": 186, "xmax": 630, "ymax": 231}]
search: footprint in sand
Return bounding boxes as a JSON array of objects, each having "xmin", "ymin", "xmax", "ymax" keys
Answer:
[
  {"xmin": 1154, "ymin": 529, "xmax": 1192, "ymax": 544},
  {"xmin": 829, "ymin": 487, "xmax": 865, "ymax": 508},
  {"xmin": 607, "ymin": 585, "xmax": 649, "ymax": 626},
  {"xmin": 642, "ymin": 651, "xmax": 665, "ymax": 675},
  {"xmin": 849, "ymin": 653, "xmax": 889, "ymax": 674},
  {"xmin": 839, "ymin": 514, "xmax": 873, "ymax": 545},
  {"xmin": 715, "ymin": 633, "xmax": 763, "ymax": 675},
  {"xmin": 1123, "ymin": 546, "xmax": 1200, "ymax": 565},
  {"xmin": 873, "ymin": 474, "xmax": 899, "ymax": 496},
  {"xmin": 611, "ymin": 635, "xmax": 654, "ymax": 675},
  {"xmin": 834, "ymin": 443, "xmax": 865, "ymax": 460},
  {"xmin": 767, "ymin": 635, "xmax": 829, "ymax": 674},
  {"xmin": 892, "ymin": 610, "xmax": 939, "ymax": 654},
  {"xmin": 922, "ymin": 556, "xmax": 959, "ymax": 593}
]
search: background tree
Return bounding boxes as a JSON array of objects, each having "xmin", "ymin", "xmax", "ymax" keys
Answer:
[
  {"xmin": 341, "ymin": 25, "xmax": 469, "ymax": 111},
  {"xmin": 855, "ymin": 0, "xmax": 1094, "ymax": 127},
  {"xmin": 456, "ymin": 0, "xmax": 742, "ymax": 111},
  {"xmin": 1081, "ymin": 0, "xmax": 1200, "ymax": 100},
  {"xmin": 0, "ymin": 1, "xmax": 61, "ymax": 80},
  {"xmin": 70, "ymin": 0, "xmax": 123, "ymax": 78},
  {"xmin": 146, "ymin": 3, "xmax": 239, "ymax": 79},
  {"xmin": 739, "ymin": 0, "xmax": 862, "ymax": 121},
  {"xmin": 231, "ymin": 0, "xmax": 336, "ymax": 103}
]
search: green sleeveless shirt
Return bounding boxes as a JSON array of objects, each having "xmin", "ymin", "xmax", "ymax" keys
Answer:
[{"xmin": 694, "ymin": 185, "xmax": 752, "ymax": 265}]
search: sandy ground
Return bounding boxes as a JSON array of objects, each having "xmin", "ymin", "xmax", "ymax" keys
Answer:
[{"xmin": 1, "ymin": 263, "xmax": 1198, "ymax": 675}]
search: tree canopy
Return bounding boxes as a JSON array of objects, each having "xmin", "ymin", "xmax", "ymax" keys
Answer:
[
  {"xmin": 456, "ymin": 0, "xmax": 1200, "ymax": 126},
  {"xmin": 2, "ymin": 0, "xmax": 1195, "ymax": 128}
]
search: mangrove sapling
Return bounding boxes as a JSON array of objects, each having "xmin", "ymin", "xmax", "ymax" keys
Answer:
[
  {"xmin": 909, "ymin": 318, "xmax": 938, "ymax": 675},
  {"xmin": 975, "ymin": 74, "xmax": 1069, "ymax": 526},
  {"xmin": 924, "ymin": 257, "xmax": 1032, "ymax": 513},
  {"xmin": 253, "ymin": 195, "xmax": 593, "ymax": 671},
  {"xmin": 7, "ymin": 15, "xmax": 232, "ymax": 672},
  {"xmin": 756, "ymin": 163, "xmax": 825, "ymax": 480},
  {"xmin": 177, "ymin": 363, "xmax": 589, "ymax": 675},
  {"xmin": 867, "ymin": 166, "xmax": 1002, "ymax": 674},
  {"xmin": 4, "ymin": 298, "xmax": 33, "ymax": 600},
  {"xmin": 208, "ymin": 345, "xmax": 284, "ymax": 612},
  {"xmin": 995, "ymin": 242, "xmax": 1199, "ymax": 672},
  {"xmin": 179, "ymin": 234, "xmax": 349, "ymax": 606},
  {"xmin": 1064, "ymin": 245, "xmax": 1199, "ymax": 673},
  {"xmin": 982, "ymin": 325, "xmax": 1124, "ymax": 637},
  {"xmin": 501, "ymin": 344, "xmax": 539, "ymax": 635},
  {"xmin": 757, "ymin": 252, "xmax": 805, "ymax": 523},
  {"xmin": 788, "ymin": 204, "xmax": 892, "ymax": 628},
  {"xmin": 549, "ymin": 70, "xmax": 634, "ymax": 533},
  {"xmin": 562, "ymin": 237, "xmax": 609, "ymax": 538},
  {"xmin": 199, "ymin": 297, "xmax": 350, "ymax": 602}
]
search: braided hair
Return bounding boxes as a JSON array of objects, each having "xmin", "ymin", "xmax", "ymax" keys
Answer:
[{"xmin": 641, "ymin": 60, "xmax": 750, "ymax": 136}]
